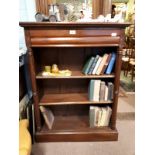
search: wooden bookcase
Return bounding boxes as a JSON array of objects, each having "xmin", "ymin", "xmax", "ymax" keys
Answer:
[{"xmin": 19, "ymin": 22, "xmax": 130, "ymax": 142}]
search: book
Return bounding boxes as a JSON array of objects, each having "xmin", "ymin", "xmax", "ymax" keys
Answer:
[
  {"xmin": 105, "ymin": 52, "xmax": 116, "ymax": 74},
  {"xmin": 96, "ymin": 54, "xmax": 109, "ymax": 75},
  {"xmin": 99, "ymin": 81, "xmax": 106, "ymax": 101},
  {"xmin": 89, "ymin": 106, "xmax": 112, "ymax": 127},
  {"xmin": 92, "ymin": 56, "xmax": 102, "ymax": 75},
  {"xmin": 88, "ymin": 80, "xmax": 95, "ymax": 101},
  {"xmin": 99, "ymin": 108, "xmax": 107, "ymax": 126},
  {"xmin": 82, "ymin": 57, "xmax": 95, "ymax": 75},
  {"xmin": 88, "ymin": 55, "xmax": 100, "ymax": 75},
  {"xmin": 102, "ymin": 53, "xmax": 112, "ymax": 74},
  {"xmin": 89, "ymin": 80, "xmax": 101, "ymax": 101},
  {"xmin": 104, "ymin": 106, "xmax": 112, "ymax": 126},
  {"xmin": 104, "ymin": 85, "xmax": 109, "ymax": 101},
  {"xmin": 39, "ymin": 106, "xmax": 54, "ymax": 130},
  {"xmin": 89, "ymin": 106, "xmax": 96, "ymax": 128},
  {"xmin": 97, "ymin": 108, "xmax": 103, "ymax": 127},
  {"xmin": 93, "ymin": 80, "xmax": 101, "ymax": 101},
  {"xmin": 107, "ymin": 82, "xmax": 114, "ymax": 100}
]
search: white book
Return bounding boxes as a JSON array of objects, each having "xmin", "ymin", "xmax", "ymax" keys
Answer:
[
  {"xmin": 93, "ymin": 80, "xmax": 101, "ymax": 101},
  {"xmin": 104, "ymin": 85, "xmax": 109, "ymax": 101},
  {"xmin": 97, "ymin": 108, "xmax": 103, "ymax": 127},
  {"xmin": 92, "ymin": 57, "xmax": 103, "ymax": 75},
  {"xmin": 94, "ymin": 107, "xmax": 100, "ymax": 126},
  {"xmin": 104, "ymin": 107, "xmax": 112, "ymax": 126},
  {"xmin": 99, "ymin": 108, "xmax": 107, "ymax": 126},
  {"xmin": 96, "ymin": 54, "xmax": 109, "ymax": 75}
]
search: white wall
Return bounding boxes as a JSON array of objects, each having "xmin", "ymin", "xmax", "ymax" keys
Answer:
[{"xmin": 19, "ymin": 0, "xmax": 36, "ymax": 49}]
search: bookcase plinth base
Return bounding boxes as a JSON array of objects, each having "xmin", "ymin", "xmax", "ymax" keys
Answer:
[{"xmin": 35, "ymin": 128, "xmax": 118, "ymax": 142}]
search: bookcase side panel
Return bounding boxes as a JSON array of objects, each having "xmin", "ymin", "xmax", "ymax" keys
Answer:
[{"xmin": 24, "ymin": 29, "xmax": 41, "ymax": 131}]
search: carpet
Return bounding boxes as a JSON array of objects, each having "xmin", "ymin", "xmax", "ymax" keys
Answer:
[{"xmin": 120, "ymin": 71, "xmax": 135, "ymax": 92}]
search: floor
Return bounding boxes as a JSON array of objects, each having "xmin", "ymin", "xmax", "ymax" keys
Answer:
[{"xmin": 32, "ymin": 93, "xmax": 135, "ymax": 155}]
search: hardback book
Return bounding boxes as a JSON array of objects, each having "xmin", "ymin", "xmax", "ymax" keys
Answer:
[
  {"xmin": 99, "ymin": 108, "xmax": 107, "ymax": 126},
  {"xmin": 92, "ymin": 56, "xmax": 103, "ymax": 75},
  {"xmin": 82, "ymin": 57, "xmax": 95, "ymax": 75},
  {"xmin": 89, "ymin": 106, "xmax": 96, "ymax": 128},
  {"xmin": 94, "ymin": 107, "xmax": 101, "ymax": 126},
  {"xmin": 89, "ymin": 106, "xmax": 100, "ymax": 127},
  {"xmin": 99, "ymin": 81, "xmax": 106, "ymax": 101},
  {"xmin": 89, "ymin": 80, "xmax": 101, "ymax": 101},
  {"xmin": 102, "ymin": 53, "xmax": 112, "ymax": 74},
  {"xmin": 96, "ymin": 54, "xmax": 109, "ymax": 75},
  {"xmin": 88, "ymin": 80, "xmax": 95, "ymax": 101},
  {"xmin": 39, "ymin": 106, "xmax": 54, "ymax": 130},
  {"xmin": 105, "ymin": 52, "xmax": 116, "ymax": 74},
  {"xmin": 88, "ymin": 55, "xmax": 100, "ymax": 75},
  {"xmin": 107, "ymin": 82, "xmax": 114, "ymax": 101},
  {"xmin": 104, "ymin": 106, "xmax": 112, "ymax": 126},
  {"xmin": 97, "ymin": 108, "xmax": 103, "ymax": 127},
  {"xmin": 93, "ymin": 80, "xmax": 101, "ymax": 101},
  {"xmin": 104, "ymin": 85, "xmax": 109, "ymax": 101}
]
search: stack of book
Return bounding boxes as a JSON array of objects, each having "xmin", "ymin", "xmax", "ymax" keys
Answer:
[
  {"xmin": 82, "ymin": 52, "xmax": 116, "ymax": 75},
  {"xmin": 88, "ymin": 80, "xmax": 114, "ymax": 102},
  {"xmin": 89, "ymin": 106, "xmax": 112, "ymax": 127}
]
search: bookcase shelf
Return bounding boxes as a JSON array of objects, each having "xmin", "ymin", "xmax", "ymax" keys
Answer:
[
  {"xmin": 20, "ymin": 22, "xmax": 130, "ymax": 142},
  {"xmin": 39, "ymin": 93, "xmax": 113, "ymax": 105},
  {"xmin": 36, "ymin": 71, "xmax": 115, "ymax": 79},
  {"xmin": 36, "ymin": 115, "xmax": 118, "ymax": 142}
]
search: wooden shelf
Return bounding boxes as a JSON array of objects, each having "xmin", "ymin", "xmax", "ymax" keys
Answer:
[
  {"xmin": 39, "ymin": 93, "xmax": 113, "ymax": 105},
  {"xmin": 35, "ymin": 115, "xmax": 118, "ymax": 142},
  {"xmin": 36, "ymin": 71, "xmax": 115, "ymax": 79}
]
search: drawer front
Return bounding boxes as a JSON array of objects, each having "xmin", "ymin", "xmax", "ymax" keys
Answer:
[
  {"xmin": 30, "ymin": 29, "xmax": 121, "ymax": 37},
  {"xmin": 30, "ymin": 29, "xmax": 121, "ymax": 47}
]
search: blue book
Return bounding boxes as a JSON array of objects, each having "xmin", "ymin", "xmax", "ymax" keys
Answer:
[
  {"xmin": 88, "ymin": 55, "xmax": 100, "ymax": 75},
  {"xmin": 82, "ymin": 57, "xmax": 95, "ymax": 75},
  {"xmin": 105, "ymin": 53, "xmax": 116, "ymax": 74}
]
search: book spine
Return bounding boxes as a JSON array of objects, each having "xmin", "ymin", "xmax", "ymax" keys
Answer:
[
  {"xmin": 93, "ymin": 80, "xmax": 101, "ymax": 101},
  {"xmin": 89, "ymin": 80, "xmax": 95, "ymax": 101},
  {"xmin": 88, "ymin": 55, "xmax": 100, "ymax": 75},
  {"xmin": 108, "ymin": 82, "xmax": 112, "ymax": 100},
  {"xmin": 105, "ymin": 53, "xmax": 116, "ymax": 74},
  {"xmin": 96, "ymin": 54, "xmax": 108, "ymax": 75},
  {"xmin": 84, "ymin": 57, "xmax": 95, "ymax": 74},
  {"xmin": 102, "ymin": 53, "xmax": 112, "ymax": 74},
  {"xmin": 104, "ymin": 85, "xmax": 109, "ymax": 101},
  {"xmin": 82, "ymin": 57, "xmax": 91, "ymax": 74},
  {"xmin": 92, "ymin": 57, "xmax": 102, "ymax": 75},
  {"xmin": 99, "ymin": 81, "xmax": 106, "ymax": 101},
  {"xmin": 89, "ymin": 106, "xmax": 95, "ymax": 128}
]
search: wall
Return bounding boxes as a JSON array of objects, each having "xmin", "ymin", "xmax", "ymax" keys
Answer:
[{"xmin": 19, "ymin": 0, "xmax": 36, "ymax": 49}]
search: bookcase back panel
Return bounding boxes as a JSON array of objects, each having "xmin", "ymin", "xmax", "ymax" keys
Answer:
[
  {"xmin": 38, "ymin": 79, "xmax": 88, "ymax": 94},
  {"xmin": 49, "ymin": 105, "xmax": 89, "ymax": 116},
  {"xmin": 33, "ymin": 47, "xmax": 118, "ymax": 73},
  {"xmin": 37, "ymin": 78, "xmax": 115, "ymax": 95}
]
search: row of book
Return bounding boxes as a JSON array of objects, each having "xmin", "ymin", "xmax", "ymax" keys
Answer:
[
  {"xmin": 88, "ymin": 80, "xmax": 114, "ymax": 102},
  {"xmin": 82, "ymin": 52, "xmax": 116, "ymax": 75},
  {"xmin": 89, "ymin": 106, "xmax": 112, "ymax": 127}
]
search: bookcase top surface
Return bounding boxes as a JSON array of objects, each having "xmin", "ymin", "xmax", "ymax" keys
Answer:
[{"xmin": 19, "ymin": 22, "xmax": 131, "ymax": 29}]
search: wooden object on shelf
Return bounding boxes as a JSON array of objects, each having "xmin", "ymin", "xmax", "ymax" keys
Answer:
[{"xmin": 19, "ymin": 22, "xmax": 130, "ymax": 142}]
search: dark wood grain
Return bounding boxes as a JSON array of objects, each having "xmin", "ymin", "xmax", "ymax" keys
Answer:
[
  {"xmin": 20, "ymin": 22, "xmax": 130, "ymax": 142},
  {"xmin": 36, "ymin": 71, "xmax": 115, "ymax": 79},
  {"xmin": 39, "ymin": 93, "xmax": 113, "ymax": 105},
  {"xmin": 35, "ymin": 115, "xmax": 118, "ymax": 142}
]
